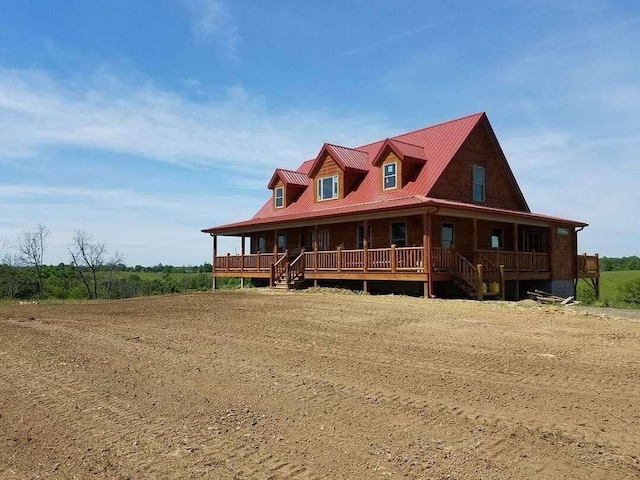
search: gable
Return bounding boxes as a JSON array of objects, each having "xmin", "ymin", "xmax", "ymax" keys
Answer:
[{"xmin": 428, "ymin": 117, "xmax": 529, "ymax": 212}]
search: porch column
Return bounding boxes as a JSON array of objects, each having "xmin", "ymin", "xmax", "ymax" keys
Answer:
[
  {"xmin": 472, "ymin": 218, "xmax": 478, "ymax": 265},
  {"xmin": 273, "ymin": 229, "xmax": 279, "ymax": 256},
  {"xmin": 212, "ymin": 235, "xmax": 217, "ymax": 290},
  {"xmin": 423, "ymin": 213, "xmax": 432, "ymax": 298},
  {"xmin": 313, "ymin": 224, "xmax": 318, "ymax": 288},
  {"xmin": 513, "ymin": 223, "xmax": 520, "ymax": 274},
  {"xmin": 363, "ymin": 219, "xmax": 369, "ymax": 273},
  {"xmin": 240, "ymin": 234, "xmax": 245, "ymax": 288}
]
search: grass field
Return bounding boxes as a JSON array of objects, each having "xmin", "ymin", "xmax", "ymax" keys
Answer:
[{"xmin": 577, "ymin": 270, "xmax": 640, "ymax": 307}]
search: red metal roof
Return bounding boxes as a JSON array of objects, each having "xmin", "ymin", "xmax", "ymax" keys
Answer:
[
  {"xmin": 372, "ymin": 138, "xmax": 428, "ymax": 165},
  {"xmin": 202, "ymin": 112, "xmax": 585, "ymax": 235},
  {"xmin": 203, "ymin": 195, "xmax": 586, "ymax": 235},
  {"xmin": 308, "ymin": 143, "xmax": 370, "ymax": 176},
  {"xmin": 267, "ymin": 168, "xmax": 309, "ymax": 189}
]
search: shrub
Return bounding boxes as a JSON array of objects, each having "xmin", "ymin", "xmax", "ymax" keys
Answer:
[{"xmin": 617, "ymin": 277, "xmax": 640, "ymax": 306}]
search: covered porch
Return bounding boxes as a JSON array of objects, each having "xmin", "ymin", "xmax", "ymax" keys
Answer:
[{"xmin": 208, "ymin": 207, "xmax": 597, "ymax": 299}]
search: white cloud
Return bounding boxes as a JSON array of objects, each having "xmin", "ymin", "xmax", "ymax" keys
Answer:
[
  {"xmin": 0, "ymin": 184, "xmax": 259, "ymax": 265},
  {"xmin": 0, "ymin": 68, "xmax": 391, "ymax": 176},
  {"xmin": 182, "ymin": 0, "xmax": 240, "ymax": 58}
]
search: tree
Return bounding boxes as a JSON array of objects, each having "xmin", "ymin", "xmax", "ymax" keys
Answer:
[
  {"xmin": 68, "ymin": 230, "xmax": 107, "ymax": 299},
  {"xmin": 105, "ymin": 250, "xmax": 125, "ymax": 299},
  {"xmin": 14, "ymin": 224, "xmax": 50, "ymax": 299}
]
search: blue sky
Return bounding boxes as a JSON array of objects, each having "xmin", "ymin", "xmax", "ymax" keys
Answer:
[{"xmin": 0, "ymin": 0, "xmax": 638, "ymax": 265}]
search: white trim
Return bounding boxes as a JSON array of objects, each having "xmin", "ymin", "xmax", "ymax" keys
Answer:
[
  {"xmin": 274, "ymin": 186, "xmax": 284, "ymax": 208},
  {"xmin": 317, "ymin": 175, "xmax": 339, "ymax": 201},
  {"xmin": 383, "ymin": 161, "xmax": 397, "ymax": 190}
]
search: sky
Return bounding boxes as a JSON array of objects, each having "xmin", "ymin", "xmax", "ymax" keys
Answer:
[{"xmin": 0, "ymin": 0, "xmax": 638, "ymax": 266}]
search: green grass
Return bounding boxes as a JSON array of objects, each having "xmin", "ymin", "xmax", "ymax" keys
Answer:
[{"xmin": 576, "ymin": 270, "xmax": 640, "ymax": 308}]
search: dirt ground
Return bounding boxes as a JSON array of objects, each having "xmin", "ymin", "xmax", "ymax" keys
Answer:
[{"xmin": 1, "ymin": 290, "xmax": 639, "ymax": 479}]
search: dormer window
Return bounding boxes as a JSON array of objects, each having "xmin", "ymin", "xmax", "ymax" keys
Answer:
[
  {"xmin": 317, "ymin": 175, "xmax": 338, "ymax": 201},
  {"xmin": 383, "ymin": 162, "xmax": 397, "ymax": 190},
  {"xmin": 274, "ymin": 186, "xmax": 284, "ymax": 208}
]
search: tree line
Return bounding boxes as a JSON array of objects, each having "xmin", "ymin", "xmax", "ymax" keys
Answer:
[
  {"xmin": 0, "ymin": 224, "xmax": 237, "ymax": 301},
  {"xmin": 599, "ymin": 256, "xmax": 640, "ymax": 271}
]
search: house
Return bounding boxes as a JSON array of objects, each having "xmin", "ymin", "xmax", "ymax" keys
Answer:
[{"xmin": 202, "ymin": 112, "xmax": 599, "ymax": 299}]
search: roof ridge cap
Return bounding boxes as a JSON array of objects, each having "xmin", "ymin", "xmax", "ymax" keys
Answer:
[
  {"xmin": 391, "ymin": 111, "xmax": 485, "ymax": 140},
  {"xmin": 326, "ymin": 143, "xmax": 369, "ymax": 154}
]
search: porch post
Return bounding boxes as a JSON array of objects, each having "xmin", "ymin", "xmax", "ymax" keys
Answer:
[
  {"xmin": 476, "ymin": 264, "xmax": 484, "ymax": 301},
  {"xmin": 240, "ymin": 234, "xmax": 245, "ymax": 288},
  {"xmin": 391, "ymin": 244, "xmax": 397, "ymax": 273},
  {"xmin": 274, "ymin": 229, "xmax": 279, "ymax": 256},
  {"xmin": 423, "ymin": 213, "xmax": 433, "ymax": 298},
  {"xmin": 363, "ymin": 219, "xmax": 369, "ymax": 273},
  {"xmin": 313, "ymin": 224, "xmax": 318, "ymax": 288},
  {"xmin": 472, "ymin": 218, "xmax": 478, "ymax": 265},
  {"xmin": 212, "ymin": 235, "xmax": 217, "ymax": 290},
  {"xmin": 513, "ymin": 223, "xmax": 519, "ymax": 273}
]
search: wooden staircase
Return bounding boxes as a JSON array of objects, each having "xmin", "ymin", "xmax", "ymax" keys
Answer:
[
  {"xmin": 444, "ymin": 249, "xmax": 503, "ymax": 300},
  {"xmin": 270, "ymin": 250, "xmax": 306, "ymax": 290}
]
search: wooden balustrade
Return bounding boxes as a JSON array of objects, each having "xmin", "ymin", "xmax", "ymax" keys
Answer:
[
  {"xmin": 577, "ymin": 253, "xmax": 599, "ymax": 274},
  {"xmin": 212, "ymin": 248, "xmax": 551, "ymax": 276},
  {"xmin": 395, "ymin": 247, "xmax": 424, "ymax": 271},
  {"xmin": 431, "ymin": 247, "xmax": 453, "ymax": 271},
  {"xmin": 367, "ymin": 248, "xmax": 391, "ymax": 270}
]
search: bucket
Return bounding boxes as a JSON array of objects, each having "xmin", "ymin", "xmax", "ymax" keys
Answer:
[{"xmin": 490, "ymin": 282, "xmax": 500, "ymax": 293}]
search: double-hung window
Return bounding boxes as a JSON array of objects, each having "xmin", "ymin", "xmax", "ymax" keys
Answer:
[
  {"xmin": 473, "ymin": 165, "xmax": 485, "ymax": 203},
  {"xmin": 357, "ymin": 225, "xmax": 372, "ymax": 249},
  {"xmin": 383, "ymin": 162, "xmax": 397, "ymax": 189},
  {"xmin": 274, "ymin": 186, "xmax": 284, "ymax": 208},
  {"xmin": 317, "ymin": 175, "xmax": 339, "ymax": 201},
  {"xmin": 390, "ymin": 222, "xmax": 406, "ymax": 247},
  {"xmin": 442, "ymin": 223, "xmax": 454, "ymax": 249},
  {"xmin": 491, "ymin": 228, "xmax": 503, "ymax": 249}
]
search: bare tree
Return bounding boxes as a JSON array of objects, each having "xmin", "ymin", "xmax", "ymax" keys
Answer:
[
  {"xmin": 68, "ymin": 230, "xmax": 107, "ymax": 299},
  {"xmin": 14, "ymin": 224, "xmax": 50, "ymax": 299},
  {"xmin": 105, "ymin": 249, "xmax": 125, "ymax": 299}
]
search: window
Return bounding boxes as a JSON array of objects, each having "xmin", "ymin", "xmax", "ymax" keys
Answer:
[
  {"xmin": 390, "ymin": 222, "xmax": 406, "ymax": 247},
  {"xmin": 491, "ymin": 228, "xmax": 503, "ymax": 249},
  {"xmin": 473, "ymin": 165, "xmax": 485, "ymax": 202},
  {"xmin": 442, "ymin": 223, "xmax": 454, "ymax": 249},
  {"xmin": 277, "ymin": 234, "xmax": 287, "ymax": 252},
  {"xmin": 317, "ymin": 230, "xmax": 329, "ymax": 250},
  {"xmin": 274, "ymin": 186, "xmax": 284, "ymax": 208},
  {"xmin": 557, "ymin": 226, "xmax": 569, "ymax": 235},
  {"xmin": 524, "ymin": 231, "xmax": 541, "ymax": 252},
  {"xmin": 383, "ymin": 162, "xmax": 397, "ymax": 189},
  {"xmin": 317, "ymin": 175, "xmax": 339, "ymax": 201},
  {"xmin": 357, "ymin": 225, "xmax": 373, "ymax": 249},
  {"xmin": 257, "ymin": 236, "xmax": 266, "ymax": 253}
]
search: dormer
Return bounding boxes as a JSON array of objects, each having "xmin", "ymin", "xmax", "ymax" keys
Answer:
[
  {"xmin": 308, "ymin": 143, "xmax": 369, "ymax": 202},
  {"xmin": 372, "ymin": 138, "xmax": 427, "ymax": 191},
  {"xmin": 267, "ymin": 169, "xmax": 309, "ymax": 209}
]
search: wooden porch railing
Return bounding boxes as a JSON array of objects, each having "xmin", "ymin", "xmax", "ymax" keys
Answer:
[
  {"xmin": 577, "ymin": 253, "xmax": 599, "ymax": 277},
  {"xmin": 289, "ymin": 250, "xmax": 305, "ymax": 282},
  {"xmin": 270, "ymin": 251, "xmax": 288, "ymax": 286},
  {"xmin": 214, "ymin": 247, "xmax": 551, "ymax": 277},
  {"xmin": 477, "ymin": 249, "xmax": 550, "ymax": 273}
]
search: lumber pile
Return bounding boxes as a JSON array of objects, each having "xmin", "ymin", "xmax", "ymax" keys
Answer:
[{"xmin": 527, "ymin": 289, "xmax": 580, "ymax": 306}]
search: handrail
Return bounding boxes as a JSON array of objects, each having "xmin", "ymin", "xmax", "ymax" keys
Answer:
[
  {"xmin": 452, "ymin": 249, "xmax": 477, "ymax": 288},
  {"xmin": 271, "ymin": 250, "xmax": 288, "ymax": 286},
  {"xmin": 477, "ymin": 251, "xmax": 500, "ymax": 283},
  {"xmin": 289, "ymin": 250, "xmax": 305, "ymax": 283}
]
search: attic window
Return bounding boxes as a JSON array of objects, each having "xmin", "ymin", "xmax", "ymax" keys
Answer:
[
  {"xmin": 317, "ymin": 175, "xmax": 338, "ymax": 201},
  {"xmin": 274, "ymin": 186, "xmax": 284, "ymax": 208},
  {"xmin": 383, "ymin": 162, "xmax": 397, "ymax": 190},
  {"xmin": 473, "ymin": 165, "xmax": 485, "ymax": 203}
]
